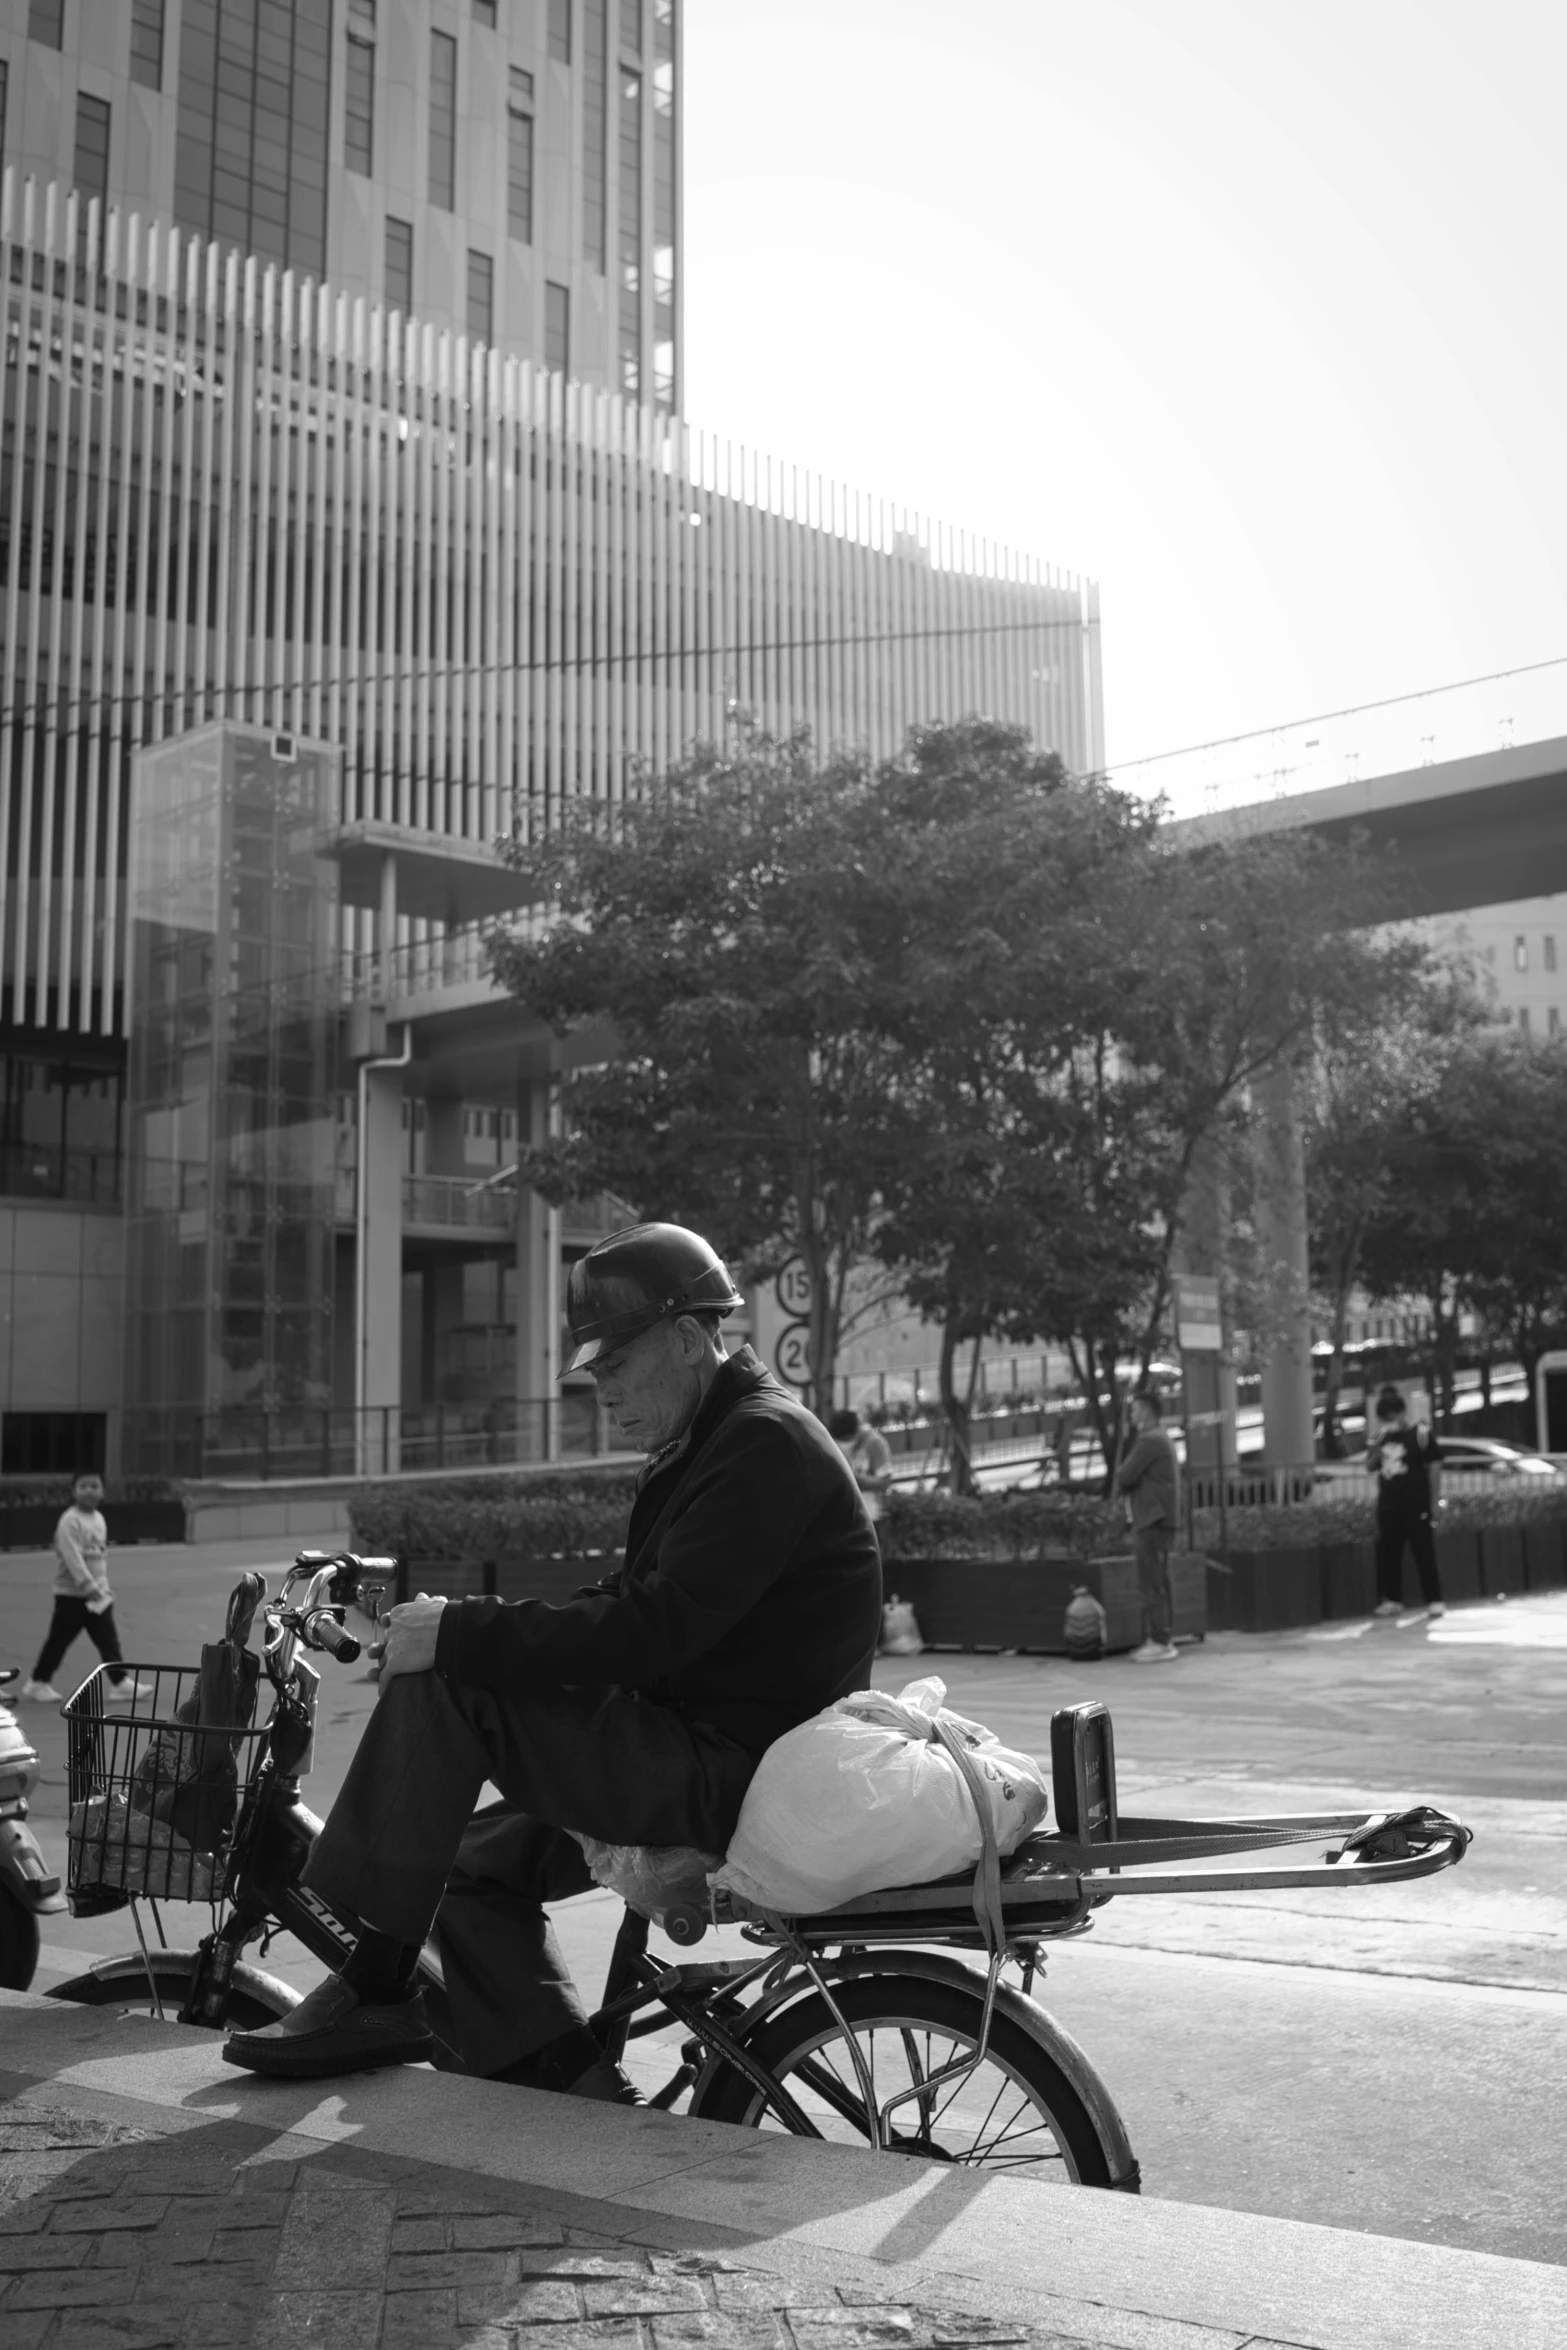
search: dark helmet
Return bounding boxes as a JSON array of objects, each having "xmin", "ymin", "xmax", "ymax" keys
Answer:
[{"xmin": 561, "ymin": 1222, "xmax": 744, "ymax": 1375}]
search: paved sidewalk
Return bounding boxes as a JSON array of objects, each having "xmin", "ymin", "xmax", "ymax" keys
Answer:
[{"xmin": 7, "ymin": 1993, "xmax": 1567, "ymax": 2350}]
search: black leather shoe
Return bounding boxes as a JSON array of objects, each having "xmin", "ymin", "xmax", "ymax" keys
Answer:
[
  {"xmin": 567, "ymin": 2052, "xmax": 643, "ymax": 2106},
  {"xmin": 223, "ymin": 1977, "xmax": 433, "ymax": 2078}
]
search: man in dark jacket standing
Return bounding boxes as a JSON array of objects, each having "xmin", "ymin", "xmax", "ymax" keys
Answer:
[
  {"xmin": 1116, "ymin": 1391, "xmax": 1181, "ymax": 1665},
  {"xmin": 225, "ymin": 1224, "xmax": 881, "ymax": 2092}
]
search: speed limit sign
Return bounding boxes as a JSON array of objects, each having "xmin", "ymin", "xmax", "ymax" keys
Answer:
[
  {"xmin": 772, "ymin": 1320, "xmax": 816, "ymax": 1389},
  {"xmin": 774, "ymin": 1258, "xmax": 815, "ymax": 1318}
]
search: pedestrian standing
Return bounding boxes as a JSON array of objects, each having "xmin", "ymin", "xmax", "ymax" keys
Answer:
[
  {"xmin": 1116, "ymin": 1392, "xmax": 1181, "ymax": 1663},
  {"xmin": 829, "ymin": 1407, "xmax": 894, "ymax": 1520},
  {"xmin": 1368, "ymin": 1387, "xmax": 1445, "ymax": 1619},
  {"xmin": 20, "ymin": 1473, "xmax": 151, "ymax": 1704}
]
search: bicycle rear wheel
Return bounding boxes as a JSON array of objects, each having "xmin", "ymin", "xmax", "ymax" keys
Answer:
[
  {"xmin": 48, "ymin": 1948, "xmax": 295, "ymax": 2030},
  {"xmin": 693, "ymin": 1972, "xmax": 1120, "ymax": 2184}
]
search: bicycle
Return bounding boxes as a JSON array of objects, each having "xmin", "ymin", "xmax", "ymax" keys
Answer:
[{"xmin": 48, "ymin": 1551, "xmax": 1473, "ymax": 2186}]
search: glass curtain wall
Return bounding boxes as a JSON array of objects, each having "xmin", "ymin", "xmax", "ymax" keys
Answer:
[{"xmin": 122, "ymin": 724, "xmax": 339, "ymax": 1475}]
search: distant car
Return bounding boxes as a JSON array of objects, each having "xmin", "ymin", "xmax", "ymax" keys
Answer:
[{"xmin": 1432, "ymin": 1435, "xmax": 1564, "ymax": 1480}]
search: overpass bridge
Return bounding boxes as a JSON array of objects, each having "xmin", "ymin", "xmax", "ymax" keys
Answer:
[{"xmin": 1160, "ymin": 730, "xmax": 1567, "ymax": 1469}]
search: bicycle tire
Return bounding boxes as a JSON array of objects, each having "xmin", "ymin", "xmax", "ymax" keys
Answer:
[
  {"xmin": 692, "ymin": 1972, "xmax": 1116, "ymax": 2183},
  {"xmin": 0, "ymin": 1891, "xmax": 41, "ymax": 1991},
  {"xmin": 47, "ymin": 1948, "xmax": 296, "ymax": 2030}
]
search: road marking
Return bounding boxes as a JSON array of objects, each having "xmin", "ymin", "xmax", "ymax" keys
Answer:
[{"xmin": 1304, "ymin": 1621, "xmax": 1373, "ymax": 1640}]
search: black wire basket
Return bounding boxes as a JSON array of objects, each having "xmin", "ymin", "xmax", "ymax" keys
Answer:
[{"xmin": 63, "ymin": 1664, "xmax": 268, "ymax": 1911}]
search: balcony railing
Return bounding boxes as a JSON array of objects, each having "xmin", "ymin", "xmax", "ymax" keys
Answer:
[{"xmin": 119, "ymin": 1394, "xmax": 623, "ymax": 1481}]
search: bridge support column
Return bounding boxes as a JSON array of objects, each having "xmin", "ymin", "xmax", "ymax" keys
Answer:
[
  {"xmin": 1257, "ymin": 1063, "xmax": 1314, "ymax": 1470},
  {"xmin": 514, "ymin": 1074, "xmax": 561, "ymax": 1462},
  {"xmin": 356, "ymin": 1056, "xmax": 405, "ymax": 1476}
]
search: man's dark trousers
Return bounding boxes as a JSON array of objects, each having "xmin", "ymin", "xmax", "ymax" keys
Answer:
[
  {"xmin": 1133, "ymin": 1524, "xmax": 1174, "ymax": 1645},
  {"xmin": 303, "ymin": 1669, "xmax": 755, "ymax": 2078}
]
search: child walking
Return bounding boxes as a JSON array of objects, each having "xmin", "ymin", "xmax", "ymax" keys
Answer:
[{"xmin": 20, "ymin": 1473, "xmax": 150, "ymax": 1704}]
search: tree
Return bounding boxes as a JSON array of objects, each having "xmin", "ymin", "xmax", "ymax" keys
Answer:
[
  {"xmin": 486, "ymin": 728, "xmax": 922, "ymax": 1415},
  {"xmin": 1442, "ymin": 1037, "xmax": 1567, "ymax": 1392},
  {"xmin": 1304, "ymin": 951, "xmax": 1485, "ymax": 1435},
  {"xmin": 1006, "ymin": 826, "xmax": 1406, "ymax": 1477}
]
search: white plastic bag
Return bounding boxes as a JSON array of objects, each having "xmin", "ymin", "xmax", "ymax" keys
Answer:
[
  {"xmin": 878, "ymin": 1593, "xmax": 924, "ymax": 1656},
  {"xmin": 711, "ymin": 1675, "xmax": 1048, "ymax": 1915}
]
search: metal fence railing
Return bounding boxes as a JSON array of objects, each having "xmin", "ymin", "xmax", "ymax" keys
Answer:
[{"xmin": 119, "ymin": 1393, "xmax": 632, "ymax": 1482}]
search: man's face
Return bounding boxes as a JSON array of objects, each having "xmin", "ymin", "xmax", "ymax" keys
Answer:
[{"xmin": 587, "ymin": 1318, "xmax": 708, "ymax": 1453}]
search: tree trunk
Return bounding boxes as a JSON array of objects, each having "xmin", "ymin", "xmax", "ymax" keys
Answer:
[{"xmin": 938, "ymin": 1312, "xmax": 976, "ymax": 1499}]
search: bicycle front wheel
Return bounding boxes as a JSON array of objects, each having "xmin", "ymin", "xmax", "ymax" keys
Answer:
[{"xmin": 693, "ymin": 1973, "xmax": 1118, "ymax": 2183}]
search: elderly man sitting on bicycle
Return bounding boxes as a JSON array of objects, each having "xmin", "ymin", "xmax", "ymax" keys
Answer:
[{"xmin": 225, "ymin": 1223, "xmax": 883, "ymax": 2100}]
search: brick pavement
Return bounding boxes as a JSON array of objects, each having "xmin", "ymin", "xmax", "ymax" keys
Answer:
[{"xmin": 0, "ymin": 2089, "xmax": 1271, "ymax": 2350}]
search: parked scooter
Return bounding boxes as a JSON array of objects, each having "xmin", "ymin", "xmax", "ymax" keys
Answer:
[{"xmin": 0, "ymin": 1667, "xmax": 67, "ymax": 1988}]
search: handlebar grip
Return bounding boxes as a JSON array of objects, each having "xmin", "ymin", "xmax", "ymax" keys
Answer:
[{"xmin": 311, "ymin": 1613, "xmax": 362, "ymax": 1664}]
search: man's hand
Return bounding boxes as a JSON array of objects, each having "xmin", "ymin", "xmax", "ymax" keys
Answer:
[{"xmin": 367, "ymin": 1595, "xmax": 447, "ymax": 1699}]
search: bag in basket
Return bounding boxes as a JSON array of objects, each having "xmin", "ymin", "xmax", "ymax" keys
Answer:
[
  {"xmin": 131, "ymin": 1572, "xmax": 263, "ymax": 1854},
  {"xmin": 711, "ymin": 1674, "xmax": 1048, "ymax": 1915}
]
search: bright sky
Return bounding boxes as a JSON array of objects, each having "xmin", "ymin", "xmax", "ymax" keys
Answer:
[{"xmin": 682, "ymin": 0, "xmax": 1567, "ymax": 795}]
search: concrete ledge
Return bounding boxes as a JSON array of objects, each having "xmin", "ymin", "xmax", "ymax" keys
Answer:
[{"xmin": 4, "ymin": 1990, "xmax": 1564, "ymax": 2350}]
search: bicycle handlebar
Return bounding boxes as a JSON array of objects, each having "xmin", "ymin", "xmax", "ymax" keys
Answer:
[{"xmin": 306, "ymin": 1612, "xmax": 362, "ymax": 1665}]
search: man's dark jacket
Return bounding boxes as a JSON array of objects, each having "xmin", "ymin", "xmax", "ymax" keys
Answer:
[{"xmin": 433, "ymin": 1348, "xmax": 883, "ymax": 1755}]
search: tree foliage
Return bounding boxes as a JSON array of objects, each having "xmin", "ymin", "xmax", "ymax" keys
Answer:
[{"xmin": 488, "ymin": 719, "xmax": 1423, "ymax": 1472}]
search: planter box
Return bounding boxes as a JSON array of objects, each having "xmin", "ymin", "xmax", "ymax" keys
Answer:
[
  {"xmin": 1478, "ymin": 1526, "xmax": 1526, "ymax": 1601},
  {"xmin": 1434, "ymin": 1529, "xmax": 1484, "ymax": 1605},
  {"xmin": 1320, "ymin": 1540, "xmax": 1376, "ymax": 1620},
  {"xmin": 874, "ymin": 1550, "xmax": 1204, "ymax": 1655},
  {"xmin": 1208, "ymin": 1546, "xmax": 1323, "ymax": 1635},
  {"xmin": 1522, "ymin": 1519, "xmax": 1567, "ymax": 1593}
]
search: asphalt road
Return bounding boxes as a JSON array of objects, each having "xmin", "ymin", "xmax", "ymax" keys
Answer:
[{"xmin": 4, "ymin": 1535, "xmax": 1565, "ymax": 2264}]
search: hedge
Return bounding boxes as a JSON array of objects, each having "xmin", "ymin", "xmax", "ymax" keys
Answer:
[
  {"xmin": 878, "ymin": 1489, "xmax": 1124, "ymax": 1562},
  {"xmin": 1192, "ymin": 1480, "xmax": 1567, "ymax": 1556},
  {"xmin": 339, "ymin": 1464, "xmax": 1567, "ymax": 1578},
  {"xmin": 346, "ymin": 1468, "xmax": 640, "ymax": 1567}
]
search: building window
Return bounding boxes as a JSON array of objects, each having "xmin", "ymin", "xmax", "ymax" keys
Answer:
[
  {"xmin": 549, "ymin": 0, "xmax": 573, "ymax": 62},
  {"xmin": 386, "ymin": 214, "xmax": 412, "ymax": 312},
  {"xmin": 130, "ymin": 0, "xmax": 165, "ymax": 90},
  {"xmin": 173, "ymin": 0, "xmax": 333, "ymax": 280},
  {"xmin": 507, "ymin": 71, "xmax": 535, "ymax": 242},
  {"xmin": 28, "ymin": 0, "xmax": 63, "ymax": 50},
  {"xmin": 583, "ymin": 0, "xmax": 606, "ymax": 269},
  {"xmin": 1550, "ymin": 1007, "xmax": 1561, "ymax": 1037},
  {"xmin": 1518, "ymin": 1006, "xmax": 1531, "ymax": 1035},
  {"xmin": 1514, "ymin": 936, "xmax": 1529, "ymax": 970},
  {"xmin": 545, "ymin": 280, "xmax": 570, "ymax": 374},
  {"xmin": 466, "ymin": 248, "xmax": 493, "ymax": 344},
  {"xmin": 345, "ymin": 31, "xmax": 374, "ymax": 175},
  {"xmin": 620, "ymin": 0, "xmax": 640, "ymax": 53},
  {"xmin": 429, "ymin": 29, "xmax": 457, "ymax": 209},
  {"xmin": 0, "ymin": 61, "xmax": 8, "ymax": 187},
  {"xmin": 1546, "ymin": 935, "xmax": 1558, "ymax": 973},
  {"xmin": 474, "ymin": 0, "xmax": 498, "ymax": 22},
  {"xmin": 0, "ymin": 1046, "xmax": 124, "ymax": 1205},
  {"xmin": 618, "ymin": 67, "xmax": 642, "ymax": 397},
  {"xmin": 74, "ymin": 94, "xmax": 111, "ymax": 212}
]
